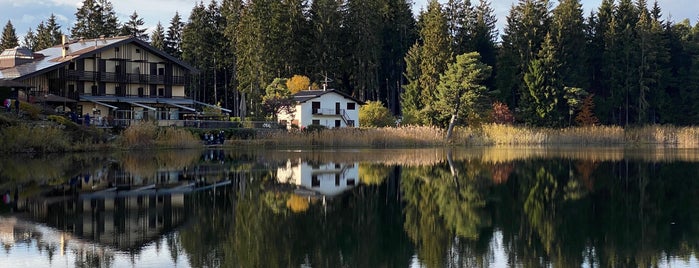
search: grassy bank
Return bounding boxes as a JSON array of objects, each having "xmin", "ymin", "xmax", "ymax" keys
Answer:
[
  {"xmin": 3, "ymin": 109, "xmax": 699, "ymax": 153},
  {"xmin": 239, "ymin": 124, "xmax": 699, "ymax": 149},
  {"xmin": 0, "ymin": 114, "xmax": 201, "ymax": 153}
]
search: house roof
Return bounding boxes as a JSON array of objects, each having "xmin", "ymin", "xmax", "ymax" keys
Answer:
[
  {"xmin": 0, "ymin": 79, "xmax": 32, "ymax": 89},
  {"xmin": 292, "ymin": 89, "xmax": 365, "ymax": 105},
  {"xmin": 0, "ymin": 36, "xmax": 197, "ymax": 81}
]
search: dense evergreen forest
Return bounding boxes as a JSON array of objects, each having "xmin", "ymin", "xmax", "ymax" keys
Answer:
[{"xmin": 4, "ymin": 0, "xmax": 699, "ymax": 127}]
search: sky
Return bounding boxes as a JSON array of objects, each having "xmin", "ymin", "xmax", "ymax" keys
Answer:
[{"xmin": 0, "ymin": 0, "xmax": 697, "ymax": 43}]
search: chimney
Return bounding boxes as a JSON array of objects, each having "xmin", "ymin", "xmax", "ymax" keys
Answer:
[{"xmin": 61, "ymin": 35, "xmax": 68, "ymax": 58}]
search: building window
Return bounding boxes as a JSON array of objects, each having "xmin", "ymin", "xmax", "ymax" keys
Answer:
[
  {"xmin": 335, "ymin": 120, "xmax": 340, "ymax": 127},
  {"xmin": 312, "ymin": 119, "xmax": 320, "ymax": 125},
  {"xmin": 158, "ymin": 88, "xmax": 164, "ymax": 96},
  {"xmin": 135, "ymin": 48, "xmax": 141, "ymax": 54},
  {"xmin": 312, "ymin": 101, "xmax": 320, "ymax": 114},
  {"xmin": 68, "ymin": 61, "xmax": 76, "ymax": 70},
  {"xmin": 312, "ymin": 175, "xmax": 320, "ymax": 187},
  {"xmin": 347, "ymin": 102, "xmax": 355, "ymax": 110}
]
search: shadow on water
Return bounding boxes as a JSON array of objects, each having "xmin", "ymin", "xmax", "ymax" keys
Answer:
[{"xmin": 0, "ymin": 147, "xmax": 698, "ymax": 267}]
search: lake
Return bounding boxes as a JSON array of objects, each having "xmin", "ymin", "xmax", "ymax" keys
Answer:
[{"xmin": 0, "ymin": 147, "xmax": 698, "ymax": 268}]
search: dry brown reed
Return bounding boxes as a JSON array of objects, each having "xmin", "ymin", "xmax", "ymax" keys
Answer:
[
  {"xmin": 0, "ymin": 124, "xmax": 70, "ymax": 153},
  {"xmin": 155, "ymin": 127, "xmax": 202, "ymax": 148},
  {"xmin": 256, "ymin": 125, "xmax": 447, "ymax": 148},
  {"xmin": 240, "ymin": 124, "xmax": 699, "ymax": 149},
  {"xmin": 118, "ymin": 121, "xmax": 158, "ymax": 148},
  {"xmin": 117, "ymin": 122, "xmax": 200, "ymax": 149}
]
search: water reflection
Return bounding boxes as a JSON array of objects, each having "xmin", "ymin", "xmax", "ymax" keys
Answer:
[{"xmin": 0, "ymin": 147, "xmax": 698, "ymax": 267}]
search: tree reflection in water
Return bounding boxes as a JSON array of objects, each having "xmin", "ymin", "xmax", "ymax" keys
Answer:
[{"xmin": 0, "ymin": 148, "xmax": 698, "ymax": 267}]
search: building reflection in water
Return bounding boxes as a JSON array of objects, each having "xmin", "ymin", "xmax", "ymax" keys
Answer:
[{"xmin": 277, "ymin": 159, "xmax": 359, "ymax": 199}]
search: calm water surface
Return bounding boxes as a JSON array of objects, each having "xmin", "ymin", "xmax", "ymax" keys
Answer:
[{"xmin": 0, "ymin": 147, "xmax": 698, "ymax": 268}]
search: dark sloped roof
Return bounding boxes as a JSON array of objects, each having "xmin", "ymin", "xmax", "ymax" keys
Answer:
[
  {"xmin": 292, "ymin": 89, "xmax": 365, "ymax": 105},
  {"xmin": 0, "ymin": 79, "xmax": 32, "ymax": 88},
  {"xmin": 0, "ymin": 36, "xmax": 197, "ymax": 80}
]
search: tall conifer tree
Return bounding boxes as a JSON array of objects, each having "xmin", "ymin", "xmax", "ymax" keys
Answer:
[
  {"xmin": 0, "ymin": 20, "xmax": 19, "ymax": 50},
  {"xmin": 150, "ymin": 22, "xmax": 166, "ymax": 51},
  {"xmin": 121, "ymin": 11, "xmax": 149, "ymax": 41}
]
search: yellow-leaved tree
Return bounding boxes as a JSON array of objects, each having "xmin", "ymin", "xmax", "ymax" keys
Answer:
[{"xmin": 286, "ymin": 75, "xmax": 311, "ymax": 94}]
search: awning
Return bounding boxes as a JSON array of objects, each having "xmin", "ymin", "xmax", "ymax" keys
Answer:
[
  {"xmin": 128, "ymin": 102, "xmax": 156, "ymax": 111},
  {"xmin": 193, "ymin": 100, "xmax": 232, "ymax": 113},
  {"xmin": 44, "ymin": 94, "xmax": 77, "ymax": 103},
  {"xmin": 159, "ymin": 99, "xmax": 196, "ymax": 112},
  {"xmin": 165, "ymin": 101, "xmax": 196, "ymax": 112}
]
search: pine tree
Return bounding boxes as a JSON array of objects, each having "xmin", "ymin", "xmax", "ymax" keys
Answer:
[
  {"xmin": 607, "ymin": 0, "xmax": 639, "ymax": 126},
  {"xmin": 46, "ymin": 14, "xmax": 63, "ymax": 45},
  {"xmin": 587, "ymin": 0, "xmax": 615, "ymax": 123},
  {"xmin": 72, "ymin": 0, "xmax": 120, "ymax": 39},
  {"xmin": 443, "ymin": 0, "xmax": 474, "ymax": 56},
  {"xmin": 182, "ymin": 1, "xmax": 226, "ymax": 104},
  {"xmin": 401, "ymin": 43, "xmax": 424, "ymax": 124},
  {"xmin": 98, "ymin": 0, "xmax": 120, "ymax": 37},
  {"xmin": 496, "ymin": 0, "xmax": 551, "ymax": 112},
  {"xmin": 436, "ymin": 52, "xmax": 491, "ymax": 139},
  {"xmin": 150, "ymin": 22, "xmax": 166, "ymax": 51},
  {"xmin": 221, "ymin": 0, "xmax": 243, "ymax": 114},
  {"xmin": 417, "ymin": 0, "xmax": 452, "ymax": 126},
  {"xmin": 23, "ymin": 28, "xmax": 37, "ymax": 50},
  {"xmin": 523, "ymin": 34, "xmax": 563, "ymax": 126},
  {"xmin": 0, "ymin": 20, "xmax": 19, "ymax": 50},
  {"xmin": 346, "ymin": 0, "xmax": 383, "ymax": 100},
  {"xmin": 34, "ymin": 14, "xmax": 64, "ymax": 51},
  {"xmin": 121, "ymin": 11, "xmax": 148, "ymax": 41},
  {"xmin": 377, "ymin": 0, "xmax": 417, "ymax": 113},
  {"xmin": 471, "ymin": 0, "xmax": 498, "ymax": 90},
  {"xmin": 551, "ymin": 0, "xmax": 587, "ymax": 89},
  {"xmin": 309, "ymin": 0, "xmax": 346, "ymax": 90},
  {"xmin": 165, "ymin": 12, "xmax": 184, "ymax": 58}
]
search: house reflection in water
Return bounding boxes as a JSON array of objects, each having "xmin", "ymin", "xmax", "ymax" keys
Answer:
[
  {"xmin": 277, "ymin": 159, "xmax": 359, "ymax": 197},
  {"xmin": 24, "ymin": 193, "xmax": 187, "ymax": 251}
]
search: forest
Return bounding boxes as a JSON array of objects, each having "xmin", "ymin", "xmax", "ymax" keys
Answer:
[{"xmin": 3, "ymin": 0, "xmax": 699, "ymax": 127}]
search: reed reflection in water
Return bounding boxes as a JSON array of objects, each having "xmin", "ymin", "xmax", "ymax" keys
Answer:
[{"xmin": 0, "ymin": 147, "xmax": 697, "ymax": 268}]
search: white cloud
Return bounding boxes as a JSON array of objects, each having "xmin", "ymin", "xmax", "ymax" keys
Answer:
[{"xmin": 21, "ymin": 14, "xmax": 36, "ymax": 24}]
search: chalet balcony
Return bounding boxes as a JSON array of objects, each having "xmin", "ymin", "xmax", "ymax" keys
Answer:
[
  {"xmin": 64, "ymin": 71, "xmax": 186, "ymax": 85},
  {"xmin": 66, "ymin": 70, "xmax": 97, "ymax": 81}
]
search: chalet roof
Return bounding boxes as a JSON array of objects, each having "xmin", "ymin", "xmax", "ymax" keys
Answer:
[
  {"xmin": 0, "ymin": 79, "xmax": 32, "ymax": 89},
  {"xmin": 0, "ymin": 36, "xmax": 197, "ymax": 81},
  {"xmin": 292, "ymin": 89, "xmax": 365, "ymax": 105}
]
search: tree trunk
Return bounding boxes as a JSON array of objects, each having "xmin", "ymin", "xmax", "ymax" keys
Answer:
[{"xmin": 446, "ymin": 113, "xmax": 458, "ymax": 141}]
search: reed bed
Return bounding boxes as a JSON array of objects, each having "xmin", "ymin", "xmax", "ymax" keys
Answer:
[
  {"xmin": 117, "ymin": 122, "xmax": 200, "ymax": 149},
  {"xmin": 0, "ymin": 124, "xmax": 71, "ymax": 153},
  {"xmin": 257, "ymin": 125, "xmax": 447, "ymax": 148},
  {"xmin": 155, "ymin": 127, "xmax": 202, "ymax": 148},
  {"xmin": 247, "ymin": 124, "xmax": 699, "ymax": 149}
]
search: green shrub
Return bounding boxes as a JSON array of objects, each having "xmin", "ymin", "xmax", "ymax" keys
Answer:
[
  {"xmin": 19, "ymin": 101, "xmax": 41, "ymax": 120},
  {"xmin": 0, "ymin": 124, "xmax": 70, "ymax": 153},
  {"xmin": 0, "ymin": 113, "xmax": 18, "ymax": 127},
  {"xmin": 304, "ymin": 124, "xmax": 326, "ymax": 133},
  {"xmin": 359, "ymin": 101, "xmax": 395, "ymax": 127}
]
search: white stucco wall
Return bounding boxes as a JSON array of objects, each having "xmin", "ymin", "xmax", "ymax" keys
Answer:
[{"xmin": 278, "ymin": 91, "xmax": 361, "ymax": 128}]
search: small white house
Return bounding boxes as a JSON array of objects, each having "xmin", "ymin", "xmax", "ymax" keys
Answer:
[{"xmin": 277, "ymin": 90, "xmax": 363, "ymax": 128}]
